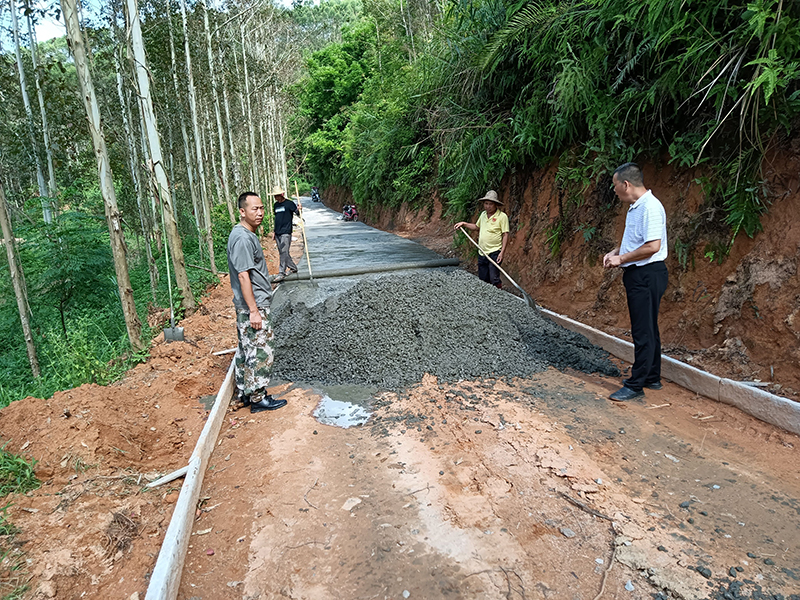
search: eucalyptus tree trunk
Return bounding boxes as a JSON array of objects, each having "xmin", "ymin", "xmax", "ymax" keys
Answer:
[
  {"xmin": 179, "ymin": 0, "xmax": 216, "ymax": 273},
  {"xmin": 0, "ymin": 180, "xmax": 40, "ymax": 378},
  {"xmin": 113, "ymin": 41, "xmax": 158, "ymax": 303},
  {"xmin": 125, "ymin": 0, "xmax": 195, "ymax": 311},
  {"xmin": 61, "ymin": 0, "xmax": 144, "ymax": 351},
  {"xmin": 232, "ymin": 37, "xmax": 253, "ymax": 189},
  {"xmin": 134, "ymin": 96, "xmax": 163, "ymax": 253},
  {"xmin": 25, "ymin": 3, "xmax": 57, "ymax": 208},
  {"xmin": 399, "ymin": 0, "xmax": 416, "ymax": 61},
  {"xmin": 202, "ymin": 0, "xmax": 235, "ymax": 223},
  {"xmin": 240, "ymin": 20, "xmax": 258, "ymax": 191},
  {"xmin": 276, "ymin": 95, "xmax": 289, "ymax": 192},
  {"xmin": 266, "ymin": 86, "xmax": 288, "ymax": 195},
  {"xmin": 10, "ymin": 2, "xmax": 51, "ymax": 223},
  {"xmin": 219, "ymin": 44, "xmax": 241, "ymax": 193},
  {"xmin": 259, "ymin": 118, "xmax": 269, "ymax": 197},
  {"xmin": 199, "ymin": 108, "xmax": 218, "ymax": 273},
  {"xmin": 266, "ymin": 89, "xmax": 281, "ymax": 191},
  {"xmin": 205, "ymin": 105, "xmax": 225, "ymax": 223},
  {"xmin": 200, "ymin": 111, "xmax": 218, "ymax": 273},
  {"xmin": 162, "ymin": 87, "xmax": 180, "ymax": 222},
  {"xmin": 165, "ymin": 0, "xmax": 203, "ymax": 250}
]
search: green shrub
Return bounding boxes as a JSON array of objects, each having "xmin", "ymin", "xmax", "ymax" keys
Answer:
[{"xmin": 0, "ymin": 445, "xmax": 39, "ymax": 498}]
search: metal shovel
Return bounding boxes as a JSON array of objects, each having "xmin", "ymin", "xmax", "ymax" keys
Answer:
[
  {"xmin": 164, "ymin": 311, "xmax": 184, "ymax": 342},
  {"xmin": 458, "ymin": 226, "xmax": 538, "ymax": 311}
]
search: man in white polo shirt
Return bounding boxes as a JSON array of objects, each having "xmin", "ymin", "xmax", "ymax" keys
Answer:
[{"xmin": 603, "ymin": 163, "xmax": 668, "ymax": 401}]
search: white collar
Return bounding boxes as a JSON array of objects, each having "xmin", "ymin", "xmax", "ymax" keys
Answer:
[{"xmin": 628, "ymin": 189, "xmax": 653, "ymax": 211}]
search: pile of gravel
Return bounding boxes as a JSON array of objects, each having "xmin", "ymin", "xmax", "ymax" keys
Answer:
[{"xmin": 272, "ymin": 268, "xmax": 619, "ymax": 388}]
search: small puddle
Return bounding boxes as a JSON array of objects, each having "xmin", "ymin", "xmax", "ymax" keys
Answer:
[
  {"xmin": 198, "ymin": 394, "xmax": 217, "ymax": 410},
  {"xmin": 312, "ymin": 384, "xmax": 374, "ymax": 428}
]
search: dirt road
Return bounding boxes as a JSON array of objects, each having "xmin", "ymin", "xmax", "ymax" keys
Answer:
[{"xmin": 0, "ymin": 221, "xmax": 798, "ymax": 600}]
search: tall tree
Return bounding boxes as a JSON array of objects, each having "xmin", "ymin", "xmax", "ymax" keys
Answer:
[
  {"xmin": 179, "ymin": 0, "xmax": 216, "ymax": 271},
  {"xmin": 0, "ymin": 179, "xmax": 40, "ymax": 379},
  {"xmin": 219, "ymin": 43, "xmax": 241, "ymax": 192},
  {"xmin": 240, "ymin": 18, "xmax": 258, "ymax": 191},
  {"xmin": 165, "ymin": 0, "xmax": 204, "ymax": 254},
  {"xmin": 10, "ymin": 0, "xmax": 52, "ymax": 223},
  {"xmin": 126, "ymin": 0, "xmax": 197, "ymax": 307},
  {"xmin": 202, "ymin": 0, "xmax": 235, "ymax": 223},
  {"xmin": 61, "ymin": 0, "xmax": 144, "ymax": 351},
  {"xmin": 25, "ymin": 1, "xmax": 58, "ymax": 206},
  {"xmin": 111, "ymin": 31, "xmax": 158, "ymax": 303}
]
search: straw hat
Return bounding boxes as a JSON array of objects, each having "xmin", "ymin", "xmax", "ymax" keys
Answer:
[
  {"xmin": 477, "ymin": 190, "xmax": 502, "ymax": 206},
  {"xmin": 267, "ymin": 185, "xmax": 286, "ymax": 197}
]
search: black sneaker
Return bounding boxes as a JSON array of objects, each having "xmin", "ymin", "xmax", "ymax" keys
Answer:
[
  {"xmin": 250, "ymin": 395, "xmax": 287, "ymax": 413},
  {"xmin": 609, "ymin": 386, "xmax": 644, "ymax": 402},
  {"xmin": 644, "ymin": 381, "xmax": 663, "ymax": 390}
]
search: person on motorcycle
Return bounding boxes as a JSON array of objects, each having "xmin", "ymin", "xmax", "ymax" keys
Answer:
[
  {"xmin": 343, "ymin": 204, "xmax": 358, "ymax": 221},
  {"xmin": 311, "ymin": 187, "xmax": 320, "ymax": 202}
]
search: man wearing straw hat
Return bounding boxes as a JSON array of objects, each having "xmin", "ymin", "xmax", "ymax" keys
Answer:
[
  {"xmin": 454, "ymin": 190, "xmax": 510, "ymax": 288},
  {"xmin": 227, "ymin": 191, "xmax": 287, "ymax": 413},
  {"xmin": 269, "ymin": 185, "xmax": 301, "ymax": 283}
]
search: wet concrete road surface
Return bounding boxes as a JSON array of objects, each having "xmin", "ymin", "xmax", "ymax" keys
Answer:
[
  {"xmin": 177, "ymin": 207, "xmax": 800, "ymax": 600},
  {"xmin": 290, "ymin": 201, "xmax": 445, "ymax": 276}
]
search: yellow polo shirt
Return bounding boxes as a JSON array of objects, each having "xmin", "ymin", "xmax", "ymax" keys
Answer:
[{"xmin": 476, "ymin": 210, "xmax": 509, "ymax": 254}]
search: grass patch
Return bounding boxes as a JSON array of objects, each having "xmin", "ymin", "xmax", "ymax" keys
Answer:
[{"xmin": 0, "ymin": 445, "xmax": 39, "ymax": 498}]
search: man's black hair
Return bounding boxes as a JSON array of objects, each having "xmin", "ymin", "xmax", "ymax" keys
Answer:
[
  {"xmin": 237, "ymin": 191, "xmax": 258, "ymax": 210},
  {"xmin": 613, "ymin": 162, "xmax": 644, "ymax": 187}
]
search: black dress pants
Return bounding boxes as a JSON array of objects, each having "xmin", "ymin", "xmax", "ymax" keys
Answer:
[
  {"xmin": 622, "ymin": 261, "xmax": 668, "ymax": 392},
  {"xmin": 478, "ymin": 250, "xmax": 501, "ymax": 286}
]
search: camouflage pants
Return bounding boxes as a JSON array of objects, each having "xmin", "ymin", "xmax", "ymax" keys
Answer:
[{"xmin": 234, "ymin": 307, "xmax": 274, "ymax": 401}]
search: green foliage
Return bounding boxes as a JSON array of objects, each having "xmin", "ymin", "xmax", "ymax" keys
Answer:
[
  {"xmin": 292, "ymin": 0, "xmax": 799, "ymax": 252},
  {"xmin": 545, "ymin": 220, "xmax": 564, "ymax": 256},
  {"xmin": 0, "ymin": 444, "xmax": 39, "ymax": 498},
  {"xmin": 211, "ymin": 203, "xmax": 234, "ymax": 261}
]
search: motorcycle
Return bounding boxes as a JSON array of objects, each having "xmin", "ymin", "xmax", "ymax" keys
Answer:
[
  {"xmin": 311, "ymin": 187, "xmax": 321, "ymax": 202},
  {"xmin": 342, "ymin": 204, "xmax": 359, "ymax": 222}
]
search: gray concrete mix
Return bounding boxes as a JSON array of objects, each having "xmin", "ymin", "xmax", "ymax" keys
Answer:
[{"xmin": 271, "ymin": 202, "xmax": 619, "ymax": 387}]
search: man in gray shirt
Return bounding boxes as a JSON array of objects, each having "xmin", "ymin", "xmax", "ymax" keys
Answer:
[{"xmin": 227, "ymin": 191, "xmax": 287, "ymax": 412}]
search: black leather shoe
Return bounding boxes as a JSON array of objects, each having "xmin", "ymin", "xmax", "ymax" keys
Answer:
[
  {"xmin": 250, "ymin": 395, "xmax": 287, "ymax": 413},
  {"xmin": 644, "ymin": 381, "xmax": 663, "ymax": 390},
  {"xmin": 609, "ymin": 387, "xmax": 644, "ymax": 402}
]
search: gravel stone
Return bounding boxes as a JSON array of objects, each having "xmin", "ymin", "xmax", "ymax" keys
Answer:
[
  {"xmin": 272, "ymin": 270, "xmax": 620, "ymax": 388},
  {"xmin": 560, "ymin": 527, "xmax": 577, "ymax": 538},
  {"xmin": 697, "ymin": 566, "xmax": 712, "ymax": 579}
]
